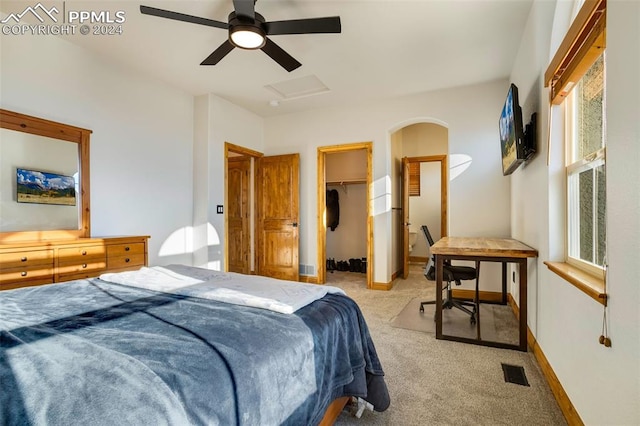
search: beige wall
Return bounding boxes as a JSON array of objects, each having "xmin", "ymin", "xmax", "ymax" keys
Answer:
[
  {"xmin": 326, "ymin": 150, "xmax": 367, "ymax": 183},
  {"xmin": 401, "ymin": 123, "xmax": 448, "ymax": 156}
]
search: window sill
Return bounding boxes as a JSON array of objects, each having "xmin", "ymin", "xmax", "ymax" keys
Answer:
[{"xmin": 544, "ymin": 261, "xmax": 607, "ymax": 306}]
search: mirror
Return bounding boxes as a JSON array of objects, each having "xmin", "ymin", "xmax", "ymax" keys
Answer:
[{"xmin": 0, "ymin": 109, "xmax": 91, "ymax": 243}]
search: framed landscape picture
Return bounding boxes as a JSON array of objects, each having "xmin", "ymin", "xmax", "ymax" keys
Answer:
[{"xmin": 16, "ymin": 168, "xmax": 76, "ymax": 206}]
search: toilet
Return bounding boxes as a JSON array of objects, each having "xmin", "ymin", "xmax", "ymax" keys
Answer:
[{"xmin": 408, "ymin": 230, "xmax": 418, "ymax": 252}]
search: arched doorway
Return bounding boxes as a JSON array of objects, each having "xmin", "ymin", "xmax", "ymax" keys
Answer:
[{"xmin": 389, "ymin": 120, "xmax": 449, "ymax": 280}]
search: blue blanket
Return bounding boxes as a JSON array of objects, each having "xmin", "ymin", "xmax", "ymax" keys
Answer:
[{"xmin": 0, "ymin": 270, "xmax": 389, "ymax": 425}]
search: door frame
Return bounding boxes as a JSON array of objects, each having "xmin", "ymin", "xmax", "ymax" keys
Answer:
[
  {"xmin": 224, "ymin": 142, "xmax": 263, "ymax": 273},
  {"xmin": 317, "ymin": 142, "xmax": 373, "ymax": 289},
  {"xmin": 401, "ymin": 155, "xmax": 448, "ymax": 278}
]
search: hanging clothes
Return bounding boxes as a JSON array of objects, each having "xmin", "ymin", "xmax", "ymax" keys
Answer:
[{"xmin": 326, "ymin": 189, "xmax": 340, "ymax": 231}]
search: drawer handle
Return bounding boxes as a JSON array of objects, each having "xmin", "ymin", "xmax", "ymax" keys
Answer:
[
  {"xmin": 125, "ymin": 247, "xmax": 130, "ymax": 252},
  {"xmin": 82, "ymin": 263, "xmax": 87, "ymax": 268},
  {"xmin": 21, "ymin": 271, "xmax": 27, "ymax": 277},
  {"xmin": 21, "ymin": 257, "xmax": 27, "ymax": 262},
  {"xmin": 82, "ymin": 250, "xmax": 87, "ymax": 255},
  {"xmin": 125, "ymin": 258, "xmax": 130, "ymax": 263}
]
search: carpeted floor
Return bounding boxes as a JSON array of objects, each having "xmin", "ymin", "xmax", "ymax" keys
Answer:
[{"xmin": 328, "ymin": 265, "xmax": 566, "ymax": 426}]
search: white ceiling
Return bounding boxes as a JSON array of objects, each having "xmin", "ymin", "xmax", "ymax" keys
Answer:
[{"xmin": 5, "ymin": 0, "xmax": 534, "ymax": 117}]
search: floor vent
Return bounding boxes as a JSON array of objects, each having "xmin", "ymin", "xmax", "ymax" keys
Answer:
[
  {"xmin": 501, "ymin": 363, "xmax": 530, "ymax": 386},
  {"xmin": 299, "ymin": 264, "xmax": 315, "ymax": 276}
]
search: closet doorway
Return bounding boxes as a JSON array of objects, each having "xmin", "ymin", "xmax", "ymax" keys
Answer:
[{"xmin": 317, "ymin": 142, "xmax": 373, "ymax": 289}]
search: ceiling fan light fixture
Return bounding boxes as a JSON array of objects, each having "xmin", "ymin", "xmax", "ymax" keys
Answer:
[
  {"xmin": 230, "ymin": 25, "xmax": 266, "ymax": 49},
  {"xmin": 140, "ymin": 4, "xmax": 341, "ymax": 70}
]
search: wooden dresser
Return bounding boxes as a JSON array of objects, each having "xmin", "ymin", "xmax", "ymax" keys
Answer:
[{"xmin": 0, "ymin": 236, "xmax": 149, "ymax": 291}]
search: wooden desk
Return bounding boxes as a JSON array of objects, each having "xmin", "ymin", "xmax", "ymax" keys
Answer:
[{"xmin": 431, "ymin": 237, "xmax": 538, "ymax": 351}]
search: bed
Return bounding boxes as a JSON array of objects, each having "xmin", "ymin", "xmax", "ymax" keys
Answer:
[{"xmin": 0, "ymin": 264, "xmax": 389, "ymax": 425}]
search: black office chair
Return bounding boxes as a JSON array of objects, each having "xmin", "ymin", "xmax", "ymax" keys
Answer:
[{"xmin": 419, "ymin": 225, "xmax": 478, "ymax": 324}]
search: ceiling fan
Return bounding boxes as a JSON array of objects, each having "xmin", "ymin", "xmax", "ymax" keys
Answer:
[{"xmin": 140, "ymin": 0, "xmax": 341, "ymax": 72}]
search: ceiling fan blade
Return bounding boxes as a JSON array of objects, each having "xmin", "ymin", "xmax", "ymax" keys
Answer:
[
  {"xmin": 261, "ymin": 38, "xmax": 302, "ymax": 72},
  {"xmin": 232, "ymin": 0, "xmax": 255, "ymax": 19},
  {"xmin": 201, "ymin": 40, "xmax": 235, "ymax": 65},
  {"xmin": 265, "ymin": 17, "xmax": 341, "ymax": 35},
  {"xmin": 140, "ymin": 5, "xmax": 228, "ymax": 29}
]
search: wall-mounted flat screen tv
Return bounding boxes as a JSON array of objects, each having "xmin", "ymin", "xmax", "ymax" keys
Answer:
[{"xmin": 499, "ymin": 83, "xmax": 525, "ymax": 176}]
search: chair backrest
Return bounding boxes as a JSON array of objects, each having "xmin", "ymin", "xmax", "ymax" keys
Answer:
[
  {"xmin": 421, "ymin": 225, "xmax": 435, "ymax": 247},
  {"xmin": 424, "ymin": 256, "xmax": 436, "ymax": 280},
  {"xmin": 421, "ymin": 225, "xmax": 437, "ymax": 280}
]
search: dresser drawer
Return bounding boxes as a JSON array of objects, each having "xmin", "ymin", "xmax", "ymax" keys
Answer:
[
  {"xmin": 107, "ymin": 253, "xmax": 145, "ymax": 271},
  {"xmin": 57, "ymin": 260, "xmax": 107, "ymax": 276},
  {"xmin": 58, "ymin": 245, "xmax": 106, "ymax": 262},
  {"xmin": 0, "ymin": 249, "xmax": 53, "ymax": 269},
  {"xmin": 0, "ymin": 278, "xmax": 56, "ymax": 291},
  {"xmin": 0, "ymin": 236, "xmax": 148, "ymax": 289},
  {"xmin": 107, "ymin": 243, "xmax": 145, "ymax": 258},
  {"xmin": 0, "ymin": 265, "xmax": 54, "ymax": 285},
  {"xmin": 58, "ymin": 269, "xmax": 106, "ymax": 282}
]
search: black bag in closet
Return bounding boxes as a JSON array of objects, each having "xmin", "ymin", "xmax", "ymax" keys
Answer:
[{"xmin": 326, "ymin": 189, "xmax": 340, "ymax": 231}]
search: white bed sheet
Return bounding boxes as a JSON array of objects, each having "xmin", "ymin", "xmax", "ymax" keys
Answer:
[{"xmin": 100, "ymin": 266, "xmax": 345, "ymax": 314}]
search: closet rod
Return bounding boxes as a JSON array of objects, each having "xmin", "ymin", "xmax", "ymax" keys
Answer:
[{"xmin": 326, "ymin": 180, "xmax": 366, "ymax": 185}]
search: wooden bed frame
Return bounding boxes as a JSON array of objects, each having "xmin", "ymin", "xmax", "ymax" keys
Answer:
[{"xmin": 319, "ymin": 397, "xmax": 350, "ymax": 425}]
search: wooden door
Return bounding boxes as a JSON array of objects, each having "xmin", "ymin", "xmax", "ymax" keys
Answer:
[
  {"xmin": 256, "ymin": 154, "xmax": 300, "ymax": 281},
  {"xmin": 402, "ymin": 157, "xmax": 410, "ymax": 279},
  {"xmin": 228, "ymin": 156, "xmax": 250, "ymax": 274}
]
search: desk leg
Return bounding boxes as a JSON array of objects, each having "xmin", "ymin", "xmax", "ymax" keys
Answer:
[
  {"xmin": 475, "ymin": 261, "xmax": 481, "ymax": 340},
  {"xmin": 502, "ymin": 262, "xmax": 507, "ymax": 305},
  {"xmin": 519, "ymin": 259, "xmax": 528, "ymax": 351},
  {"xmin": 435, "ymin": 254, "xmax": 443, "ymax": 339}
]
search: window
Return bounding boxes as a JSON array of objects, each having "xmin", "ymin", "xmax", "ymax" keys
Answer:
[
  {"xmin": 566, "ymin": 54, "xmax": 606, "ymax": 274},
  {"xmin": 409, "ymin": 162, "xmax": 420, "ymax": 196},
  {"xmin": 543, "ymin": 0, "xmax": 607, "ymax": 303}
]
